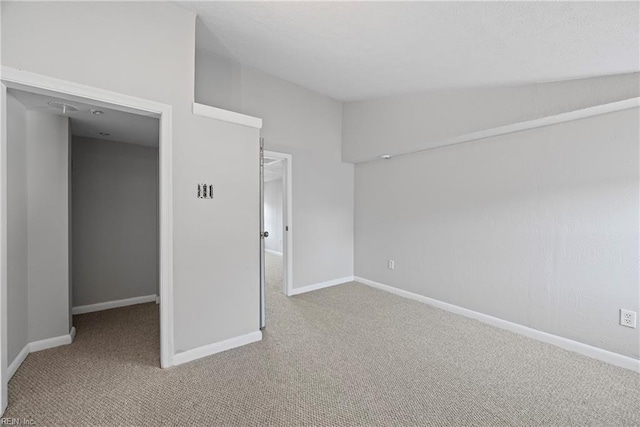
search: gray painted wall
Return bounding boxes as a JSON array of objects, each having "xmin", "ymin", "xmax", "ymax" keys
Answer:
[
  {"xmin": 25, "ymin": 111, "xmax": 71, "ymax": 342},
  {"xmin": 264, "ymin": 179, "xmax": 283, "ymax": 253},
  {"xmin": 71, "ymin": 137, "xmax": 159, "ymax": 307},
  {"xmin": 172, "ymin": 116, "xmax": 259, "ymax": 352},
  {"xmin": 196, "ymin": 50, "xmax": 355, "ymax": 288},
  {"xmin": 343, "ymin": 73, "xmax": 640, "ymax": 162},
  {"xmin": 355, "ymin": 108, "xmax": 639, "ymax": 359},
  {"xmin": 2, "ymin": 1, "xmax": 260, "ymax": 355},
  {"xmin": 6, "ymin": 93, "xmax": 29, "ymax": 363}
]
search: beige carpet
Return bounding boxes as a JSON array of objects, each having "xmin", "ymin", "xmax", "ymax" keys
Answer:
[{"xmin": 6, "ymin": 252, "xmax": 640, "ymax": 426}]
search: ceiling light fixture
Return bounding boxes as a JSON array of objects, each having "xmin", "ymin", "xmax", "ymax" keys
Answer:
[
  {"xmin": 380, "ymin": 154, "xmax": 392, "ymax": 160},
  {"xmin": 47, "ymin": 101, "xmax": 79, "ymax": 115},
  {"xmin": 91, "ymin": 110, "xmax": 104, "ymax": 115}
]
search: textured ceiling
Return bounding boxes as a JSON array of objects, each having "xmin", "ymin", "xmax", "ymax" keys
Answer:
[
  {"xmin": 10, "ymin": 89, "xmax": 159, "ymax": 147},
  {"xmin": 184, "ymin": 1, "xmax": 639, "ymax": 101}
]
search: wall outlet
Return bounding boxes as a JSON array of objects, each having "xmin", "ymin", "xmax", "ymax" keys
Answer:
[
  {"xmin": 620, "ymin": 309, "xmax": 637, "ymax": 328},
  {"xmin": 388, "ymin": 259, "xmax": 395, "ymax": 270}
]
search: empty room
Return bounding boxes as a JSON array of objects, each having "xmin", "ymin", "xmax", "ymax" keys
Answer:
[{"xmin": 0, "ymin": 1, "xmax": 638, "ymax": 426}]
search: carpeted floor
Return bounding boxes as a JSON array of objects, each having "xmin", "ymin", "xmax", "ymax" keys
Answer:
[{"xmin": 6, "ymin": 252, "xmax": 640, "ymax": 426}]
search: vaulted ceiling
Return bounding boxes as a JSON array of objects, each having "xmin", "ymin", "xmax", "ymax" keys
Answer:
[{"xmin": 183, "ymin": 1, "xmax": 639, "ymax": 101}]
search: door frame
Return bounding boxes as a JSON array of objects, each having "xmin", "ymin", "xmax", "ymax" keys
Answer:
[
  {"xmin": 264, "ymin": 150, "xmax": 293, "ymax": 296},
  {"xmin": 0, "ymin": 66, "xmax": 174, "ymax": 410}
]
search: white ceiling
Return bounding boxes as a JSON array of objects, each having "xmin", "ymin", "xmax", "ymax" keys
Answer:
[
  {"xmin": 9, "ymin": 89, "xmax": 159, "ymax": 147},
  {"xmin": 185, "ymin": 1, "xmax": 639, "ymax": 101}
]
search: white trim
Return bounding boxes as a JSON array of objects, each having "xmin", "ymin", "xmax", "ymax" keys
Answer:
[
  {"xmin": 172, "ymin": 331, "xmax": 262, "ymax": 367},
  {"xmin": 1, "ymin": 67, "xmax": 166, "ymax": 117},
  {"xmin": 193, "ymin": 102, "xmax": 262, "ymax": 129},
  {"xmin": 289, "ymin": 276, "xmax": 354, "ymax": 296},
  {"xmin": 358, "ymin": 97, "xmax": 640, "ymax": 163},
  {"xmin": 0, "ymin": 67, "xmax": 174, "ymax": 378},
  {"xmin": 7, "ymin": 345, "xmax": 28, "ymax": 381},
  {"xmin": 0, "ymin": 7, "xmax": 5, "ymax": 413},
  {"xmin": 29, "ymin": 327, "xmax": 76, "ymax": 353},
  {"xmin": 0, "ymin": 77, "xmax": 7, "ymax": 412},
  {"xmin": 155, "ymin": 296, "xmax": 160, "ymax": 305},
  {"xmin": 264, "ymin": 151, "xmax": 293, "ymax": 296},
  {"xmin": 158, "ymin": 104, "xmax": 174, "ymax": 369},
  {"xmin": 72, "ymin": 295, "xmax": 158, "ymax": 315},
  {"xmin": 355, "ymin": 276, "xmax": 640, "ymax": 373},
  {"xmin": 8, "ymin": 326, "xmax": 76, "ymax": 380},
  {"xmin": 265, "ymin": 249, "xmax": 283, "ymax": 256}
]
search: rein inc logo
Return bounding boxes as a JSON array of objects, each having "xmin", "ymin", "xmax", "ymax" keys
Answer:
[{"xmin": 0, "ymin": 419, "xmax": 36, "ymax": 425}]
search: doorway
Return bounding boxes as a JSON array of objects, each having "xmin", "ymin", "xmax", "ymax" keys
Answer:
[
  {"xmin": 260, "ymin": 150, "xmax": 292, "ymax": 327},
  {"xmin": 0, "ymin": 68, "xmax": 174, "ymax": 412}
]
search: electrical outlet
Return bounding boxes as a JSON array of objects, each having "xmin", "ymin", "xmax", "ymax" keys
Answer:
[
  {"xmin": 388, "ymin": 259, "xmax": 395, "ymax": 270},
  {"xmin": 620, "ymin": 309, "xmax": 637, "ymax": 328}
]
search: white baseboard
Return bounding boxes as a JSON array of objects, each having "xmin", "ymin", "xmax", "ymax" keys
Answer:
[
  {"xmin": 354, "ymin": 276, "xmax": 640, "ymax": 373},
  {"xmin": 7, "ymin": 344, "xmax": 30, "ymax": 380},
  {"xmin": 30, "ymin": 327, "xmax": 76, "ymax": 353},
  {"xmin": 172, "ymin": 331, "xmax": 262, "ymax": 367},
  {"xmin": 265, "ymin": 249, "xmax": 283, "ymax": 256},
  {"xmin": 155, "ymin": 296, "xmax": 160, "ymax": 304},
  {"xmin": 289, "ymin": 276, "xmax": 354, "ymax": 296},
  {"xmin": 8, "ymin": 327, "xmax": 76, "ymax": 379},
  {"xmin": 72, "ymin": 294, "xmax": 158, "ymax": 315}
]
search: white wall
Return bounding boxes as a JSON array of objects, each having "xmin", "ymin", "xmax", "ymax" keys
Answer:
[
  {"xmin": 6, "ymin": 93, "xmax": 28, "ymax": 363},
  {"xmin": 264, "ymin": 179, "xmax": 283, "ymax": 253},
  {"xmin": 71, "ymin": 137, "xmax": 159, "ymax": 307},
  {"xmin": 343, "ymin": 73, "xmax": 640, "ymax": 162},
  {"xmin": 355, "ymin": 107, "xmax": 639, "ymax": 359},
  {"xmin": 172, "ymin": 117, "xmax": 259, "ymax": 352},
  {"xmin": 196, "ymin": 50, "xmax": 354, "ymax": 288},
  {"xmin": 2, "ymin": 1, "xmax": 260, "ymax": 357},
  {"xmin": 25, "ymin": 111, "xmax": 71, "ymax": 342}
]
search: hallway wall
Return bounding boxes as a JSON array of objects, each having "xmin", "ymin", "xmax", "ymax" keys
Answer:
[{"xmin": 264, "ymin": 179, "xmax": 283, "ymax": 254}]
